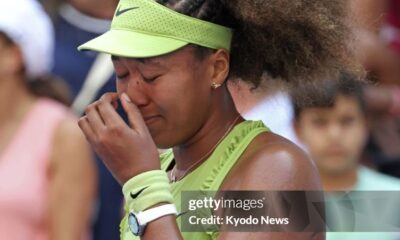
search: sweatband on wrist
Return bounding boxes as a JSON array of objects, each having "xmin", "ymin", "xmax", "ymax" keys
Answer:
[{"xmin": 122, "ymin": 170, "xmax": 174, "ymax": 212}]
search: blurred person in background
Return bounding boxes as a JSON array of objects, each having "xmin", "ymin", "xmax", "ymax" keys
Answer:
[
  {"xmin": 0, "ymin": 0, "xmax": 96, "ymax": 239},
  {"xmin": 293, "ymin": 73, "xmax": 400, "ymax": 240},
  {"xmin": 351, "ymin": 0, "xmax": 400, "ymax": 85},
  {"xmin": 48, "ymin": 0, "xmax": 117, "ymax": 104},
  {"xmin": 227, "ymin": 0, "xmax": 400, "ymax": 154},
  {"xmin": 351, "ymin": 0, "xmax": 400, "ymax": 177},
  {"xmin": 41, "ymin": 0, "xmax": 124, "ymax": 239},
  {"xmin": 227, "ymin": 0, "xmax": 400, "ymax": 179}
]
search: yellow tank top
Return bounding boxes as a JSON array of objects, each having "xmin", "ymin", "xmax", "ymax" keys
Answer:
[{"xmin": 121, "ymin": 120, "xmax": 269, "ymax": 240}]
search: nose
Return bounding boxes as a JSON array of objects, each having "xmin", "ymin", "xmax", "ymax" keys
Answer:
[
  {"xmin": 118, "ymin": 75, "xmax": 150, "ymax": 107},
  {"xmin": 327, "ymin": 123, "xmax": 342, "ymax": 142}
]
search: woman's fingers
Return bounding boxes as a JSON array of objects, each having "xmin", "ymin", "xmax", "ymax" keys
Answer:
[
  {"xmin": 85, "ymin": 102, "xmax": 106, "ymax": 135},
  {"xmin": 98, "ymin": 93, "xmax": 125, "ymax": 127},
  {"xmin": 77, "ymin": 116, "xmax": 96, "ymax": 143},
  {"xmin": 78, "ymin": 92, "xmax": 160, "ymax": 184},
  {"xmin": 119, "ymin": 93, "xmax": 148, "ymax": 134},
  {"xmin": 100, "ymin": 92, "xmax": 119, "ymax": 106}
]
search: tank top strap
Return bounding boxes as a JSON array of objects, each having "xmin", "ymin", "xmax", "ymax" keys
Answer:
[
  {"xmin": 123, "ymin": 121, "xmax": 269, "ymax": 240},
  {"xmin": 160, "ymin": 149, "xmax": 174, "ymax": 171},
  {"xmin": 200, "ymin": 120, "xmax": 269, "ymax": 191},
  {"xmin": 159, "ymin": 121, "xmax": 269, "ymax": 191}
]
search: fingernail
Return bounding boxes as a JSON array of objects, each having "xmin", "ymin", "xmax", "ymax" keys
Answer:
[{"xmin": 121, "ymin": 93, "xmax": 131, "ymax": 103}]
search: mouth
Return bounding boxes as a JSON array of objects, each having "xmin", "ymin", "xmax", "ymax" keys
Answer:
[
  {"xmin": 143, "ymin": 115, "xmax": 161, "ymax": 125},
  {"xmin": 325, "ymin": 147, "xmax": 346, "ymax": 156}
]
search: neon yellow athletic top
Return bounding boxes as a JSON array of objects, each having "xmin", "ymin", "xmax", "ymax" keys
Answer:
[{"xmin": 120, "ymin": 120, "xmax": 269, "ymax": 240}]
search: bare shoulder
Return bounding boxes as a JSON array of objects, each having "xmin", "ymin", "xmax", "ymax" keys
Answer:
[
  {"xmin": 54, "ymin": 114, "xmax": 82, "ymax": 140},
  {"xmin": 51, "ymin": 114, "xmax": 92, "ymax": 167},
  {"xmin": 220, "ymin": 132, "xmax": 321, "ymax": 191}
]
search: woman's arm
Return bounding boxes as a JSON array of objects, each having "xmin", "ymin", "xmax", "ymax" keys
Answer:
[
  {"xmin": 141, "ymin": 135, "xmax": 325, "ymax": 240},
  {"xmin": 217, "ymin": 134, "xmax": 325, "ymax": 240},
  {"xmin": 48, "ymin": 116, "xmax": 97, "ymax": 240},
  {"xmin": 78, "ymin": 93, "xmax": 324, "ymax": 239}
]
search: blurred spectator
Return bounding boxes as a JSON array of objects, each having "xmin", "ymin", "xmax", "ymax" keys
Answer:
[
  {"xmin": 292, "ymin": 73, "xmax": 400, "ymax": 240},
  {"xmin": 351, "ymin": 0, "xmax": 400, "ymax": 84},
  {"xmin": 382, "ymin": 0, "xmax": 400, "ymax": 58},
  {"xmin": 41, "ymin": 0, "xmax": 63, "ymax": 19},
  {"xmin": 0, "ymin": 0, "xmax": 96, "ymax": 239},
  {"xmin": 350, "ymin": 0, "xmax": 400, "ymax": 178},
  {"xmin": 43, "ymin": 0, "xmax": 123, "ymax": 239}
]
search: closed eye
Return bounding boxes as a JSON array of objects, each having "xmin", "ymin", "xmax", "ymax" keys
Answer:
[
  {"xmin": 116, "ymin": 73, "xmax": 129, "ymax": 80},
  {"xmin": 143, "ymin": 74, "xmax": 161, "ymax": 83}
]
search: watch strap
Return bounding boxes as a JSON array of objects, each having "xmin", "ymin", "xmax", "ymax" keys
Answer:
[{"xmin": 136, "ymin": 203, "xmax": 177, "ymax": 225}]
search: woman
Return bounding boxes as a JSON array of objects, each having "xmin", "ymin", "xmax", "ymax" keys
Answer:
[
  {"xmin": 78, "ymin": 0, "xmax": 356, "ymax": 239},
  {"xmin": 0, "ymin": 0, "xmax": 97, "ymax": 239}
]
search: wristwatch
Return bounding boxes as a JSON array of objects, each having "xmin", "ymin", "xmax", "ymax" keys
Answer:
[{"xmin": 128, "ymin": 203, "xmax": 178, "ymax": 236}]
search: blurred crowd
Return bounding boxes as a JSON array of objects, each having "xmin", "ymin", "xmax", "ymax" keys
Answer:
[{"xmin": 0, "ymin": 0, "xmax": 400, "ymax": 239}]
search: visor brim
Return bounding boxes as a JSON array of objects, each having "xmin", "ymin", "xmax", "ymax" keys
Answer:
[{"xmin": 78, "ymin": 29, "xmax": 189, "ymax": 58}]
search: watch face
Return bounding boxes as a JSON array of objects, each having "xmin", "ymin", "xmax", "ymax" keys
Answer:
[{"xmin": 128, "ymin": 213, "xmax": 140, "ymax": 235}]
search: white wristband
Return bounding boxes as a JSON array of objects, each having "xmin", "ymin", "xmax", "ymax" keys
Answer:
[{"xmin": 135, "ymin": 203, "xmax": 178, "ymax": 225}]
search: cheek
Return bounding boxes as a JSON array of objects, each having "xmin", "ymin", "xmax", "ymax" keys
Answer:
[
  {"xmin": 116, "ymin": 80, "xmax": 126, "ymax": 94},
  {"xmin": 151, "ymin": 81, "xmax": 193, "ymax": 119},
  {"xmin": 344, "ymin": 125, "xmax": 368, "ymax": 154},
  {"xmin": 153, "ymin": 79, "xmax": 211, "ymax": 146},
  {"xmin": 299, "ymin": 126, "xmax": 329, "ymax": 160},
  {"xmin": 300, "ymin": 124, "xmax": 325, "ymax": 146},
  {"xmin": 160, "ymin": 72, "xmax": 210, "ymax": 111},
  {"xmin": 162, "ymin": 87, "xmax": 208, "ymax": 126},
  {"xmin": 153, "ymin": 98, "xmax": 205, "ymax": 148}
]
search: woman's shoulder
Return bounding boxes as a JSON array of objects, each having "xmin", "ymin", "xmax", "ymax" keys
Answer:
[
  {"xmin": 220, "ymin": 131, "xmax": 321, "ymax": 191},
  {"xmin": 49, "ymin": 101, "xmax": 91, "ymax": 165},
  {"xmin": 35, "ymin": 97, "xmax": 78, "ymax": 135},
  {"xmin": 36, "ymin": 97, "xmax": 69, "ymax": 113}
]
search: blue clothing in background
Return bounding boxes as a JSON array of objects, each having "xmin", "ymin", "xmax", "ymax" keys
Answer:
[{"xmin": 51, "ymin": 4, "xmax": 123, "ymax": 240}]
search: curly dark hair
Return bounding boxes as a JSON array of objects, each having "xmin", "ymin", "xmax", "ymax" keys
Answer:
[
  {"xmin": 156, "ymin": 0, "xmax": 358, "ymax": 87},
  {"xmin": 291, "ymin": 71, "xmax": 366, "ymax": 120}
]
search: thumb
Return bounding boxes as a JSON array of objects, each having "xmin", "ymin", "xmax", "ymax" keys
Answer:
[{"xmin": 120, "ymin": 93, "xmax": 146, "ymax": 132}]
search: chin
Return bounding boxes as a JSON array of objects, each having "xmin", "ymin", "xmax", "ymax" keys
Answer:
[
  {"xmin": 321, "ymin": 164, "xmax": 355, "ymax": 176},
  {"xmin": 155, "ymin": 142, "xmax": 173, "ymax": 150},
  {"xmin": 152, "ymin": 133, "xmax": 175, "ymax": 150}
]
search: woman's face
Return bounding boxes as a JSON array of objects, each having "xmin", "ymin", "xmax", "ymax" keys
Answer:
[
  {"xmin": 295, "ymin": 95, "xmax": 368, "ymax": 175},
  {"xmin": 112, "ymin": 46, "xmax": 217, "ymax": 148},
  {"xmin": 0, "ymin": 34, "xmax": 22, "ymax": 81},
  {"xmin": 0, "ymin": 35, "xmax": 7, "ymax": 75}
]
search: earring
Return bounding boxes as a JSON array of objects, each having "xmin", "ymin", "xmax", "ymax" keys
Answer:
[{"xmin": 211, "ymin": 82, "xmax": 222, "ymax": 89}]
